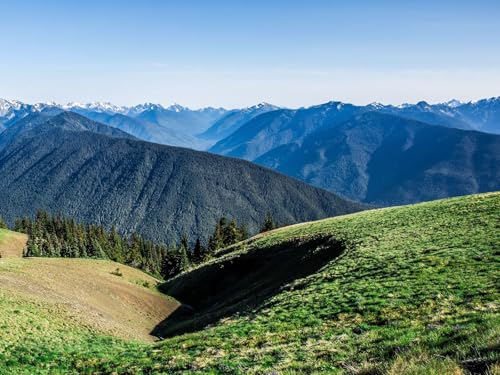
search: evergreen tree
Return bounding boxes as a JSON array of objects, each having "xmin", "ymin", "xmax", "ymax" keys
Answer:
[
  {"xmin": 207, "ymin": 218, "xmax": 225, "ymax": 256},
  {"xmin": 260, "ymin": 212, "xmax": 276, "ymax": 233},
  {"xmin": 238, "ymin": 224, "xmax": 249, "ymax": 242},
  {"xmin": 161, "ymin": 246, "xmax": 182, "ymax": 279},
  {"xmin": 25, "ymin": 236, "xmax": 40, "ymax": 257},
  {"xmin": 0, "ymin": 215, "xmax": 7, "ymax": 229},
  {"xmin": 109, "ymin": 226, "xmax": 125, "ymax": 263},
  {"xmin": 223, "ymin": 219, "xmax": 239, "ymax": 245},
  {"xmin": 192, "ymin": 238, "xmax": 205, "ymax": 264},
  {"xmin": 178, "ymin": 236, "xmax": 191, "ymax": 271}
]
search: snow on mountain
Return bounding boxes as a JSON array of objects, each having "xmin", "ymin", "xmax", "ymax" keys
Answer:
[
  {"xmin": 0, "ymin": 99, "xmax": 25, "ymax": 117},
  {"xmin": 442, "ymin": 99, "xmax": 464, "ymax": 108},
  {"xmin": 62, "ymin": 102, "xmax": 128, "ymax": 114},
  {"xmin": 166, "ymin": 103, "xmax": 188, "ymax": 112},
  {"xmin": 367, "ymin": 102, "xmax": 385, "ymax": 109},
  {"xmin": 0, "ymin": 99, "xmax": 13, "ymax": 116},
  {"xmin": 240, "ymin": 102, "xmax": 278, "ymax": 113},
  {"xmin": 125, "ymin": 103, "xmax": 165, "ymax": 116}
]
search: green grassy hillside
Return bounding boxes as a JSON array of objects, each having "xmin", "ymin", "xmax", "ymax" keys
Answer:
[
  {"xmin": 0, "ymin": 193, "xmax": 498, "ymax": 374},
  {"xmin": 0, "ymin": 257, "xmax": 178, "ymax": 374}
]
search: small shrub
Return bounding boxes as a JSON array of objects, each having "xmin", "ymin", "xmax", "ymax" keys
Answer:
[{"xmin": 111, "ymin": 268, "xmax": 123, "ymax": 277}]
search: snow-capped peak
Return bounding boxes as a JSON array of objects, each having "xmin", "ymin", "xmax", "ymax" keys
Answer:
[
  {"xmin": 0, "ymin": 99, "xmax": 13, "ymax": 116},
  {"xmin": 0, "ymin": 99, "xmax": 23, "ymax": 114},
  {"xmin": 62, "ymin": 101, "xmax": 127, "ymax": 113},
  {"xmin": 126, "ymin": 103, "xmax": 165, "ymax": 115},
  {"xmin": 244, "ymin": 102, "xmax": 277, "ymax": 112},
  {"xmin": 166, "ymin": 103, "xmax": 188, "ymax": 112},
  {"xmin": 442, "ymin": 99, "xmax": 463, "ymax": 108},
  {"xmin": 469, "ymin": 96, "xmax": 500, "ymax": 106},
  {"xmin": 0, "ymin": 99, "xmax": 29, "ymax": 117},
  {"xmin": 368, "ymin": 102, "xmax": 385, "ymax": 109}
]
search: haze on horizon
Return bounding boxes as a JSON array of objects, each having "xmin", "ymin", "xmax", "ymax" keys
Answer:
[{"xmin": 1, "ymin": 0, "xmax": 499, "ymax": 108}]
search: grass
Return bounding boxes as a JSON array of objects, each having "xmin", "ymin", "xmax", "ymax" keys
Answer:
[
  {"xmin": 0, "ymin": 228, "xmax": 26, "ymax": 258},
  {"xmin": 0, "ymin": 192, "xmax": 498, "ymax": 374},
  {"xmin": 0, "ymin": 257, "xmax": 179, "ymax": 374}
]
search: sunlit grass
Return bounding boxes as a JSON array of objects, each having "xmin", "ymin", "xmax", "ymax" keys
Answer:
[{"xmin": 0, "ymin": 193, "xmax": 498, "ymax": 374}]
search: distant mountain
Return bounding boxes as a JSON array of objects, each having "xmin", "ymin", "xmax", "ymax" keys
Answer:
[
  {"xmin": 61, "ymin": 101, "xmax": 128, "ymax": 114},
  {"xmin": 372, "ymin": 97, "xmax": 500, "ymax": 134},
  {"xmin": 442, "ymin": 97, "xmax": 500, "ymax": 134},
  {"xmin": 379, "ymin": 101, "xmax": 474, "ymax": 130},
  {"xmin": 0, "ymin": 112, "xmax": 364, "ymax": 244},
  {"xmin": 3, "ymin": 97, "xmax": 499, "ymax": 152},
  {"xmin": 132, "ymin": 105, "xmax": 227, "ymax": 148},
  {"xmin": 0, "ymin": 111, "xmax": 134, "ymax": 150},
  {"xmin": 68, "ymin": 103, "xmax": 228, "ymax": 149},
  {"xmin": 210, "ymin": 101, "xmax": 367, "ymax": 160},
  {"xmin": 0, "ymin": 99, "xmax": 39, "ymax": 128},
  {"xmin": 0, "ymin": 99, "xmax": 228, "ymax": 149},
  {"xmin": 131, "ymin": 104, "xmax": 227, "ymax": 135},
  {"xmin": 199, "ymin": 103, "xmax": 279, "ymax": 143},
  {"xmin": 66, "ymin": 110, "xmax": 199, "ymax": 148},
  {"xmin": 255, "ymin": 112, "xmax": 500, "ymax": 205}
]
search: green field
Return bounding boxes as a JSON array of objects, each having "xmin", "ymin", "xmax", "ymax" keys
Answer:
[{"xmin": 0, "ymin": 193, "xmax": 499, "ymax": 374}]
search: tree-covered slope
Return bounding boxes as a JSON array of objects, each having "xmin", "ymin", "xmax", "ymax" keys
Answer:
[
  {"xmin": 1, "ymin": 193, "xmax": 497, "ymax": 374},
  {"xmin": 255, "ymin": 112, "xmax": 500, "ymax": 205},
  {"xmin": 0, "ymin": 112, "xmax": 363, "ymax": 244}
]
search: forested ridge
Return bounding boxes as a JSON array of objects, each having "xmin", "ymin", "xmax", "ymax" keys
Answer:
[{"xmin": 0, "ymin": 112, "xmax": 363, "ymax": 245}]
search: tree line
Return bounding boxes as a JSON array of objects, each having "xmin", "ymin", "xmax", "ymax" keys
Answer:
[{"xmin": 0, "ymin": 211, "xmax": 276, "ymax": 280}]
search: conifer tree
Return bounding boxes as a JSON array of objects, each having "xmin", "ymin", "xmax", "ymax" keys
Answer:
[
  {"xmin": 207, "ymin": 219, "xmax": 224, "ymax": 256},
  {"xmin": 260, "ymin": 212, "xmax": 276, "ymax": 233},
  {"xmin": 0, "ymin": 215, "xmax": 7, "ymax": 229},
  {"xmin": 192, "ymin": 238, "xmax": 205, "ymax": 264},
  {"xmin": 178, "ymin": 235, "xmax": 191, "ymax": 271}
]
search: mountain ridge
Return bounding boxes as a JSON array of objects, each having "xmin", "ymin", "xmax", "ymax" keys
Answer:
[
  {"xmin": 0, "ymin": 112, "xmax": 364, "ymax": 244},
  {"xmin": 253, "ymin": 111, "xmax": 500, "ymax": 205}
]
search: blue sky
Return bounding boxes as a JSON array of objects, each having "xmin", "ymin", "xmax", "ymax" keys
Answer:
[{"xmin": 1, "ymin": 0, "xmax": 499, "ymax": 108}]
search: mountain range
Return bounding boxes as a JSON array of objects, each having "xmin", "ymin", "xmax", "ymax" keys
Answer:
[
  {"xmin": 1, "ymin": 97, "xmax": 499, "ymax": 208},
  {"xmin": 199, "ymin": 102, "xmax": 280, "ymax": 141},
  {"xmin": 3, "ymin": 97, "xmax": 499, "ymax": 145},
  {"xmin": 0, "ymin": 100, "xmax": 231, "ymax": 149},
  {"xmin": 0, "ymin": 111, "xmax": 363, "ymax": 244},
  {"xmin": 255, "ymin": 111, "xmax": 500, "ymax": 205}
]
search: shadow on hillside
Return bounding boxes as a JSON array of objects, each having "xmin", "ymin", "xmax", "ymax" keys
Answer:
[{"xmin": 151, "ymin": 235, "xmax": 345, "ymax": 338}]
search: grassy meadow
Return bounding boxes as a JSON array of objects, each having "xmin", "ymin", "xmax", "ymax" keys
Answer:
[{"xmin": 0, "ymin": 193, "xmax": 498, "ymax": 374}]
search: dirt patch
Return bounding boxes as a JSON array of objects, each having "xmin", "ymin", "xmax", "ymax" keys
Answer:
[
  {"xmin": 0, "ymin": 257, "xmax": 180, "ymax": 342},
  {"xmin": 0, "ymin": 230, "xmax": 27, "ymax": 258}
]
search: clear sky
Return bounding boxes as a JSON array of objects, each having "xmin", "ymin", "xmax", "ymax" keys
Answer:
[{"xmin": 1, "ymin": 0, "xmax": 499, "ymax": 108}]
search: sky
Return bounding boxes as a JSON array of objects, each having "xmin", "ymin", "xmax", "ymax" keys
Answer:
[{"xmin": 1, "ymin": 0, "xmax": 499, "ymax": 108}]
